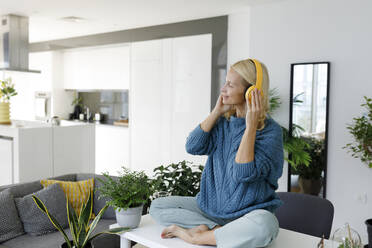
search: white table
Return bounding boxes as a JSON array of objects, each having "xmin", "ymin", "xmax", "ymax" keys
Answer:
[{"xmin": 110, "ymin": 214, "xmax": 338, "ymax": 248}]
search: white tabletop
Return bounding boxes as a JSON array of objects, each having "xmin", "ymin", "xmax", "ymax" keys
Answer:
[{"xmin": 111, "ymin": 214, "xmax": 339, "ymax": 248}]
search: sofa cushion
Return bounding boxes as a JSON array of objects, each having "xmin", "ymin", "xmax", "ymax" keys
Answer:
[
  {"xmin": 0, "ymin": 181, "xmax": 42, "ymax": 199},
  {"xmin": 48, "ymin": 174, "xmax": 77, "ymax": 182},
  {"xmin": 0, "ymin": 189, "xmax": 24, "ymax": 243},
  {"xmin": 15, "ymin": 184, "xmax": 68, "ymax": 236},
  {"xmin": 40, "ymin": 178, "xmax": 95, "ymax": 219},
  {"xmin": 1, "ymin": 219, "xmax": 118, "ymax": 248}
]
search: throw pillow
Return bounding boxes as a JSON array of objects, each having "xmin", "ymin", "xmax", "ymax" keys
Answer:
[
  {"xmin": 0, "ymin": 189, "xmax": 24, "ymax": 243},
  {"xmin": 40, "ymin": 178, "xmax": 95, "ymax": 218},
  {"xmin": 15, "ymin": 183, "xmax": 68, "ymax": 236}
]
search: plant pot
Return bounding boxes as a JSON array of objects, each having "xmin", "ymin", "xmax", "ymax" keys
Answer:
[
  {"xmin": 366, "ymin": 219, "xmax": 372, "ymax": 248},
  {"xmin": 298, "ymin": 177, "xmax": 322, "ymax": 196},
  {"xmin": 0, "ymin": 102, "xmax": 11, "ymax": 124},
  {"xmin": 61, "ymin": 240, "xmax": 93, "ymax": 248},
  {"xmin": 115, "ymin": 204, "xmax": 144, "ymax": 228}
]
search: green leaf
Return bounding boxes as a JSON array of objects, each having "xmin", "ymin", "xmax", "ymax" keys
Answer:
[
  {"xmin": 32, "ymin": 195, "xmax": 72, "ymax": 248},
  {"xmin": 87, "ymin": 227, "xmax": 131, "ymax": 243},
  {"xmin": 66, "ymin": 198, "xmax": 79, "ymax": 245},
  {"xmin": 78, "ymin": 190, "xmax": 93, "ymax": 231},
  {"xmin": 82, "ymin": 204, "xmax": 109, "ymax": 247}
]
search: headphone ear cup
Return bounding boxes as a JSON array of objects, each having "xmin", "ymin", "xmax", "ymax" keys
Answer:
[{"xmin": 245, "ymin": 86, "xmax": 256, "ymax": 103}]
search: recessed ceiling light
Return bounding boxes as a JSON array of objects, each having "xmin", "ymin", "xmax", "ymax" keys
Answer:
[{"xmin": 60, "ymin": 16, "xmax": 86, "ymax": 23}]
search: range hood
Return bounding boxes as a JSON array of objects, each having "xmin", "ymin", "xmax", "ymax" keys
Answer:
[{"xmin": 0, "ymin": 14, "xmax": 40, "ymax": 73}]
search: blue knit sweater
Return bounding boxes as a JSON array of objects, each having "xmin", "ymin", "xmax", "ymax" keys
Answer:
[{"xmin": 185, "ymin": 114, "xmax": 284, "ymax": 220}]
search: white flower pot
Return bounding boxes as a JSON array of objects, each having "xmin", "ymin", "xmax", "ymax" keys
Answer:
[
  {"xmin": 0, "ymin": 102, "xmax": 11, "ymax": 124},
  {"xmin": 115, "ymin": 204, "xmax": 144, "ymax": 228}
]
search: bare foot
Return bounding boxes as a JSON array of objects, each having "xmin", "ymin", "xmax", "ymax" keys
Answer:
[
  {"xmin": 161, "ymin": 224, "xmax": 178, "ymax": 238},
  {"xmin": 187, "ymin": 224, "xmax": 209, "ymax": 236},
  {"xmin": 161, "ymin": 224, "xmax": 208, "ymax": 244}
]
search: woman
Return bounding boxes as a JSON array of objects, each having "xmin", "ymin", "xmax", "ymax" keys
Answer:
[{"xmin": 149, "ymin": 58, "xmax": 284, "ymax": 247}]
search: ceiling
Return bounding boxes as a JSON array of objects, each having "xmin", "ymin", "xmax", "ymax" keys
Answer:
[{"xmin": 1, "ymin": 0, "xmax": 282, "ymax": 43}]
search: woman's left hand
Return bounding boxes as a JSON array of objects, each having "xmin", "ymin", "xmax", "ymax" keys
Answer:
[{"xmin": 245, "ymin": 88, "xmax": 264, "ymax": 130}]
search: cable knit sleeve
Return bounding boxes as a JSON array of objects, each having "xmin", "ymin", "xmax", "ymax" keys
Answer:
[
  {"xmin": 185, "ymin": 116, "xmax": 223, "ymax": 156},
  {"xmin": 231, "ymin": 125, "xmax": 284, "ymax": 184}
]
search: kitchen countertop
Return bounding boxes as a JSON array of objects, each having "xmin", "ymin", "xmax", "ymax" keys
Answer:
[
  {"xmin": 0, "ymin": 119, "xmax": 94, "ymax": 129},
  {"xmin": 65, "ymin": 119, "xmax": 129, "ymax": 127},
  {"xmin": 0, "ymin": 120, "xmax": 96, "ymax": 138},
  {"xmin": 0, "ymin": 119, "xmax": 128, "ymax": 139}
]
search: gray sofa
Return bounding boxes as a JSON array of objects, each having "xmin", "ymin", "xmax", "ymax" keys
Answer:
[{"xmin": 0, "ymin": 173, "xmax": 136, "ymax": 248}]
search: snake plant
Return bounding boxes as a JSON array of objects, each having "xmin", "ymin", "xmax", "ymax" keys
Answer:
[{"xmin": 32, "ymin": 191, "xmax": 130, "ymax": 248}]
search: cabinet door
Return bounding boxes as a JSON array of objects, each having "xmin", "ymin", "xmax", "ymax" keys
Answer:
[
  {"xmin": 0, "ymin": 138, "xmax": 13, "ymax": 186},
  {"xmin": 53, "ymin": 125, "xmax": 95, "ymax": 176},
  {"xmin": 130, "ymin": 39, "xmax": 169, "ymax": 177},
  {"xmin": 130, "ymin": 35, "xmax": 212, "ymax": 177},
  {"xmin": 95, "ymin": 125, "xmax": 129, "ymax": 176},
  {"xmin": 63, "ymin": 45, "xmax": 130, "ymax": 90},
  {"xmin": 170, "ymin": 34, "xmax": 212, "ymax": 166}
]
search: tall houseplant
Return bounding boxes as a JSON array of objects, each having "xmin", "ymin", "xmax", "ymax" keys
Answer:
[
  {"xmin": 97, "ymin": 167, "xmax": 155, "ymax": 228},
  {"xmin": 32, "ymin": 191, "xmax": 129, "ymax": 248},
  {"xmin": 269, "ymin": 88, "xmax": 331, "ymax": 195},
  {"xmin": 342, "ymin": 96, "xmax": 372, "ymax": 247},
  {"xmin": 0, "ymin": 77, "xmax": 17, "ymax": 124},
  {"xmin": 342, "ymin": 96, "xmax": 372, "ymax": 168}
]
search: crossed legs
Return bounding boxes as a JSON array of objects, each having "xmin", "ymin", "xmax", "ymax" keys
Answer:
[
  {"xmin": 149, "ymin": 196, "xmax": 223, "ymax": 245},
  {"xmin": 149, "ymin": 196, "xmax": 280, "ymax": 247}
]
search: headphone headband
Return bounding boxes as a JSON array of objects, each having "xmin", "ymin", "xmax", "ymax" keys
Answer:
[
  {"xmin": 251, "ymin": 59, "xmax": 263, "ymax": 89},
  {"xmin": 244, "ymin": 58, "xmax": 264, "ymax": 102}
]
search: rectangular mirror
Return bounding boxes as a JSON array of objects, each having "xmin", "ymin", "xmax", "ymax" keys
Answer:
[{"xmin": 288, "ymin": 62, "xmax": 330, "ymax": 198}]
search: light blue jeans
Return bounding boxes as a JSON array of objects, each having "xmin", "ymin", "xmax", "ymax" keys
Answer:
[{"xmin": 149, "ymin": 196, "xmax": 279, "ymax": 248}]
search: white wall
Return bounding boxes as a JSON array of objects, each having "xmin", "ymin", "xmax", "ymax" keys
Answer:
[
  {"xmin": 1, "ymin": 51, "xmax": 74, "ymax": 121},
  {"xmin": 228, "ymin": 0, "xmax": 372, "ymax": 242}
]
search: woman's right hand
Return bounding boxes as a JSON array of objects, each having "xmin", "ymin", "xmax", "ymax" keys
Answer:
[{"xmin": 212, "ymin": 94, "xmax": 232, "ymax": 116}]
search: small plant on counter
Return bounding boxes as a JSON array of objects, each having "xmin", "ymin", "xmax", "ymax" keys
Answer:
[
  {"xmin": 71, "ymin": 95, "xmax": 83, "ymax": 108},
  {"xmin": 0, "ymin": 77, "xmax": 17, "ymax": 102}
]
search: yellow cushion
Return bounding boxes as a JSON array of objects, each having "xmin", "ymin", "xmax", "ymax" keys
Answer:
[{"xmin": 40, "ymin": 178, "xmax": 95, "ymax": 219}]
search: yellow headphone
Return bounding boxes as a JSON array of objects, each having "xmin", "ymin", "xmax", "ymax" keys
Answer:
[{"xmin": 245, "ymin": 59, "xmax": 264, "ymax": 104}]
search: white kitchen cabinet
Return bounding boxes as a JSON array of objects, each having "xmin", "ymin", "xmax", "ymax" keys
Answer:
[
  {"xmin": 63, "ymin": 44, "xmax": 130, "ymax": 90},
  {"xmin": 95, "ymin": 125, "xmax": 130, "ymax": 176},
  {"xmin": 53, "ymin": 124, "xmax": 95, "ymax": 176},
  {"xmin": 170, "ymin": 34, "xmax": 212, "ymax": 165},
  {"xmin": 0, "ymin": 121, "xmax": 95, "ymax": 184},
  {"xmin": 0, "ymin": 138, "xmax": 13, "ymax": 186},
  {"xmin": 130, "ymin": 34, "xmax": 212, "ymax": 178}
]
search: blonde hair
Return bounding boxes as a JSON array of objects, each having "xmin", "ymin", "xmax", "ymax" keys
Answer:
[{"xmin": 223, "ymin": 59, "xmax": 270, "ymax": 131}]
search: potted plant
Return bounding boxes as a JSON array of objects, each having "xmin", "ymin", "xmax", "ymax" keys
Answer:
[
  {"xmin": 269, "ymin": 88, "xmax": 330, "ymax": 195},
  {"xmin": 342, "ymin": 96, "xmax": 372, "ymax": 247},
  {"xmin": 71, "ymin": 93, "xmax": 83, "ymax": 120},
  {"xmin": 32, "ymin": 191, "xmax": 129, "ymax": 248},
  {"xmin": 96, "ymin": 167, "xmax": 155, "ymax": 228},
  {"xmin": 152, "ymin": 160, "xmax": 204, "ymax": 198},
  {"xmin": 343, "ymin": 96, "xmax": 372, "ymax": 168},
  {"xmin": 291, "ymin": 136, "xmax": 325, "ymax": 195},
  {"xmin": 0, "ymin": 77, "xmax": 17, "ymax": 124},
  {"xmin": 268, "ymin": 88, "xmax": 312, "ymax": 172}
]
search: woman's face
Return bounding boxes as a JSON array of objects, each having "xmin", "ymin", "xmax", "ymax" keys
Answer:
[{"xmin": 220, "ymin": 68, "xmax": 248, "ymax": 105}]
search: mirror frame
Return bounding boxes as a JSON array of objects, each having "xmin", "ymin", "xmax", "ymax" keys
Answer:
[{"xmin": 287, "ymin": 61, "xmax": 331, "ymax": 198}]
